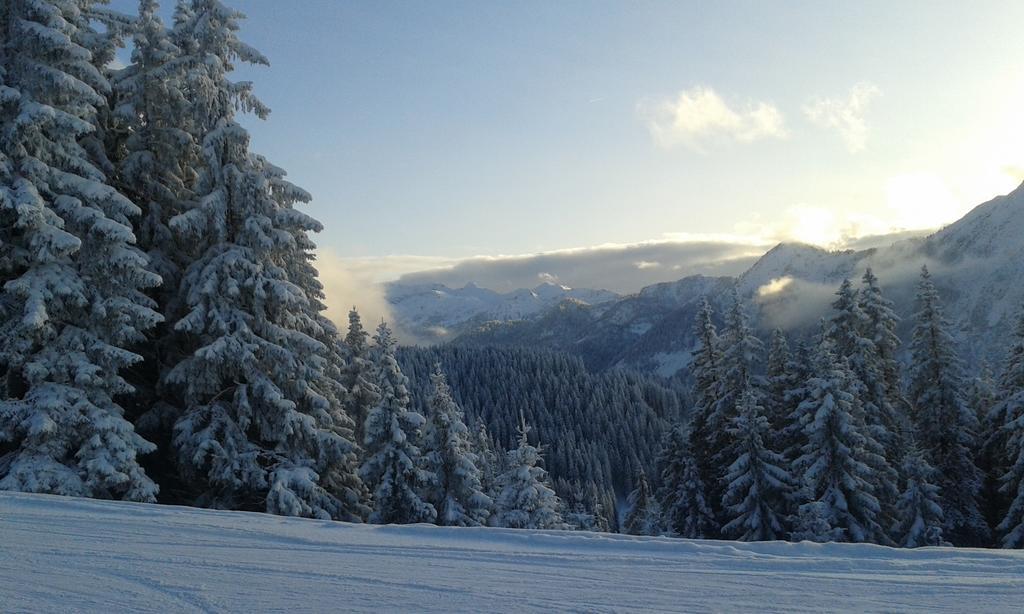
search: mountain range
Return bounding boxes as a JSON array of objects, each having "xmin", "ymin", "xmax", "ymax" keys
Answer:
[{"xmin": 388, "ymin": 182, "xmax": 1024, "ymax": 377}]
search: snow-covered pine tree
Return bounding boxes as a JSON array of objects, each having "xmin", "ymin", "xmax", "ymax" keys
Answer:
[
  {"xmin": 790, "ymin": 501, "xmax": 844, "ymax": 543},
  {"xmin": 587, "ymin": 480, "xmax": 615, "ymax": 533},
  {"xmin": 794, "ymin": 340, "xmax": 886, "ymax": 543},
  {"xmin": 893, "ymin": 442, "xmax": 946, "ymax": 548},
  {"xmin": 827, "ymin": 278, "xmax": 900, "ymax": 534},
  {"xmin": 988, "ymin": 311, "xmax": 1024, "ymax": 538},
  {"xmin": 908, "ymin": 266, "xmax": 988, "ymax": 546},
  {"xmin": 765, "ymin": 329, "xmax": 799, "ymax": 452},
  {"xmin": 721, "ymin": 387, "xmax": 793, "ymax": 541},
  {"xmin": 563, "ymin": 482, "xmax": 607, "ymax": 532},
  {"xmin": 971, "ymin": 362, "xmax": 999, "ymax": 430},
  {"xmin": 688, "ymin": 296, "xmax": 723, "ymax": 528},
  {"xmin": 623, "ymin": 469, "xmax": 661, "ymax": 536},
  {"xmin": 342, "ymin": 308, "xmax": 379, "ymax": 442},
  {"xmin": 786, "ymin": 345, "xmax": 825, "ymax": 546},
  {"xmin": 710, "ymin": 291, "xmax": 765, "ymax": 440},
  {"xmin": 671, "ymin": 443, "xmax": 716, "ymax": 539},
  {"xmin": 472, "ymin": 420, "xmax": 500, "ymax": 501},
  {"xmin": 706, "ymin": 291, "xmax": 765, "ymax": 523},
  {"xmin": 656, "ymin": 424, "xmax": 715, "ymax": 538},
  {"xmin": 255, "ymin": 155, "xmax": 368, "ymax": 521},
  {"xmin": 0, "ymin": 0, "xmax": 161, "ymax": 501},
  {"xmin": 76, "ymin": 2, "xmax": 132, "ymax": 181},
  {"xmin": 996, "ymin": 308, "xmax": 1024, "ymax": 548},
  {"xmin": 112, "ymin": 0, "xmax": 196, "ymax": 293},
  {"xmin": 494, "ymin": 416, "xmax": 565, "ymax": 530},
  {"xmin": 108, "ymin": 1, "xmax": 201, "ymax": 495},
  {"xmin": 858, "ymin": 268, "xmax": 910, "ymax": 434},
  {"xmin": 778, "ymin": 340, "xmax": 813, "ymax": 465},
  {"xmin": 691, "ymin": 296, "xmax": 723, "ymax": 423},
  {"xmin": 992, "ymin": 310, "xmax": 1024, "ymax": 437},
  {"xmin": 360, "ymin": 322, "xmax": 436, "ymax": 524},
  {"xmin": 160, "ymin": 0, "xmax": 362, "ymax": 519},
  {"xmin": 421, "ymin": 364, "xmax": 491, "ymax": 526},
  {"xmin": 968, "ymin": 361, "xmax": 1004, "ymax": 532},
  {"xmin": 999, "ymin": 408, "xmax": 1024, "ymax": 548}
]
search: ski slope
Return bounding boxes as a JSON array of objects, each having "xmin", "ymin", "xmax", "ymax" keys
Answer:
[{"xmin": 3, "ymin": 492, "xmax": 1023, "ymax": 613}]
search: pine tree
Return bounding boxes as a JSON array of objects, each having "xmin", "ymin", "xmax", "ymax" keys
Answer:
[
  {"xmin": 687, "ymin": 296, "xmax": 723, "ymax": 530},
  {"xmin": 970, "ymin": 361, "xmax": 1004, "ymax": 533},
  {"xmin": 563, "ymin": 483, "xmax": 607, "ymax": 532},
  {"xmin": 656, "ymin": 424, "xmax": 716, "ymax": 538},
  {"xmin": 999, "ymin": 411, "xmax": 1024, "ymax": 547},
  {"xmin": 494, "ymin": 417, "xmax": 565, "ymax": 530},
  {"xmin": 107, "ymin": 0, "xmax": 203, "ymax": 500},
  {"xmin": 472, "ymin": 420, "xmax": 500, "ymax": 501},
  {"xmin": 709, "ymin": 291, "xmax": 765, "ymax": 441},
  {"xmin": 893, "ymin": 443, "xmax": 946, "ymax": 548},
  {"xmin": 671, "ymin": 443, "xmax": 717, "ymax": 539},
  {"xmin": 721, "ymin": 387, "xmax": 793, "ymax": 541},
  {"xmin": 587, "ymin": 481, "xmax": 615, "ymax": 533},
  {"xmin": 342, "ymin": 308, "xmax": 379, "ymax": 443},
  {"xmin": 0, "ymin": 0, "xmax": 161, "ymax": 501},
  {"xmin": 858, "ymin": 268, "xmax": 910, "ymax": 434},
  {"xmin": 908, "ymin": 266, "xmax": 988, "ymax": 546},
  {"xmin": 996, "ymin": 308, "xmax": 1024, "ymax": 548},
  {"xmin": 794, "ymin": 341, "xmax": 885, "ymax": 543},
  {"xmin": 163, "ymin": 0, "xmax": 362, "ymax": 519},
  {"xmin": 790, "ymin": 502, "xmax": 844, "ymax": 543},
  {"xmin": 988, "ymin": 310, "xmax": 1024, "ymax": 539},
  {"xmin": 259, "ymin": 155, "xmax": 368, "ymax": 521},
  {"xmin": 706, "ymin": 291, "xmax": 765, "ymax": 524},
  {"xmin": 778, "ymin": 340, "xmax": 814, "ymax": 466},
  {"xmin": 691, "ymin": 296, "xmax": 723, "ymax": 424},
  {"xmin": 827, "ymin": 278, "xmax": 900, "ymax": 534},
  {"xmin": 623, "ymin": 469, "xmax": 661, "ymax": 536},
  {"xmin": 765, "ymin": 329, "xmax": 798, "ymax": 452},
  {"xmin": 421, "ymin": 364, "xmax": 491, "ymax": 526},
  {"xmin": 360, "ymin": 322, "xmax": 435, "ymax": 524},
  {"xmin": 112, "ymin": 0, "xmax": 196, "ymax": 296}
]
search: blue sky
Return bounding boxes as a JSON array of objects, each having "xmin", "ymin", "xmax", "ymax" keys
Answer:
[{"xmin": 109, "ymin": 0, "xmax": 1024, "ymax": 290}]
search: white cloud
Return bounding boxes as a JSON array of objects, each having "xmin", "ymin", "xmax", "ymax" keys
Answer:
[
  {"xmin": 757, "ymin": 276, "xmax": 794, "ymax": 297},
  {"xmin": 639, "ymin": 86, "xmax": 787, "ymax": 150},
  {"xmin": 803, "ymin": 82, "xmax": 882, "ymax": 153},
  {"xmin": 316, "ymin": 249, "xmax": 409, "ymax": 340},
  {"xmin": 394, "ymin": 237, "xmax": 768, "ymax": 294}
]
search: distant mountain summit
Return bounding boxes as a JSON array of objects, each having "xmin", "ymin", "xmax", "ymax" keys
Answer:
[
  {"xmin": 386, "ymin": 280, "xmax": 618, "ymax": 341},
  {"xmin": 392, "ymin": 182, "xmax": 1024, "ymax": 376}
]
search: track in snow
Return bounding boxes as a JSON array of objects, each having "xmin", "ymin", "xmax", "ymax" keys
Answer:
[{"xmin": 3, "ymin": 492, "xmax": 1023, "ymax": 613}]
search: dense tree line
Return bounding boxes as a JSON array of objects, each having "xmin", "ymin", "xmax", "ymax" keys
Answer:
[
  {"xmin": 656, "ymin": 266, "xmax": 1024, "ymax": 548},
  {"xmin": 399, "ymin": 345, "xmax": 685, "ymax": 529}
]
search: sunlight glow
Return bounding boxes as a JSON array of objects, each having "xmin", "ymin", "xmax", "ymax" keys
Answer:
[{"xmin": 885, "ymin": 173, "xmax": 962, "ymax": 231}]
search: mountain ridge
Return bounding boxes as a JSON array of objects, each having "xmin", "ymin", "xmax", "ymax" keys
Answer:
[{"xmin": 393, "ymin": 182, "xmax": 1024, "ymax": 376}]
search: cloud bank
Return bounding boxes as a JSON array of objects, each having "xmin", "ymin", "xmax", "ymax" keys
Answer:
[
  {"xmin": 395, "ymin": 239, "xmax": 771, "ymax": 294},
  {"xmin": 638, "ymin": 86, "xmax": 787, "ymax": 150}
]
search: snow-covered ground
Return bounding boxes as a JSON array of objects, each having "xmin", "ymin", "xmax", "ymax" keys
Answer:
[{"xmin": 3, "ymin": 492, "xmax": 1023, "ymax": 613}]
